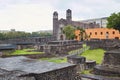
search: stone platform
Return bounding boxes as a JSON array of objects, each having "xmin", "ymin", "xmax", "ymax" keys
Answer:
[
  {"xmin": 0, "ymin": 56, "xmax": 81, "ymax": 80},
  {"xmin": 94, "ymin": 65, "xmax": 120, "ymax": 76},
  {"xmin": 93, "ymin": 50, "xmax": 120, "ymax": 77}
]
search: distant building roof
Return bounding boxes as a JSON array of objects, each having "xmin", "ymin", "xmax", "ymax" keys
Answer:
[{"xmin": 81, "ymin": 17, "xmax": 108, "ymax": 22}]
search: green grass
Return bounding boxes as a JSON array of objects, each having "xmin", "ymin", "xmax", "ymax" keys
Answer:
[
  {"xmin": 69, "ymin": 48, "xmax": 83, "ymax": 54},
  {"xmin": 69, "ymin": 44, "xmax": 90, "ymax": 55},
  {"xmin": 80, "ymin": 49, "xmax": 105, "ymax": 64},
  {"xmin": 10, "ymin": 49, "xmax": 44, "ymax": 55},
  {"xmin": 40, "ymin": 57, "xmax": 67, "ymax": 63},
  {"xmin": 82, "ymin": 44, "xmax": 87, "ymax": 48},
  {"xmin": 81, "ymin": 70, "xmax": 92, "ymax": 74}
]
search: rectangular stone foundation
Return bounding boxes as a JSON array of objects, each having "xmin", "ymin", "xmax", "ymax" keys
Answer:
[
  {"xmin": 0, "ymin": 56, "xmax": 81, "ymax": 80},
  {"xmin": 34, "ymin": 66, "xmax": 78, "ymax": 80}
]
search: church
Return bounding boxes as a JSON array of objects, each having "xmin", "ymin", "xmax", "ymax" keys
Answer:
[{"xmin": 53, "ymin": 9, "xmax": 99, "ymax": 40}]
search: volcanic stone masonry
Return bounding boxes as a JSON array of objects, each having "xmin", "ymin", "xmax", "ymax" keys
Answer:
[
  {"xmin": 93, "ymin": 49, "xmax": 120, "ymax": 77},
  {"xmin": 85, "ymin": 39, "xmax": 120, "ymax": 50},
  {"xmin": 0, "ymin": 56, "xmax": 81, "ymax": 80},
  {"xmin": 38, "ymin": 40, "xmax": 83, "ymax": 55}
]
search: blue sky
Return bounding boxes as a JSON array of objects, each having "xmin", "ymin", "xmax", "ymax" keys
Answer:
[{"xmin": 0, "ymin": 0, "xmax": 120, "ymax": 32}]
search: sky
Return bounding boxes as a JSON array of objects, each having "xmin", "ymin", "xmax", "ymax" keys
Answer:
[{"xmin": 0, "ymin": 0, "xmax": 120, "ymax": 32}]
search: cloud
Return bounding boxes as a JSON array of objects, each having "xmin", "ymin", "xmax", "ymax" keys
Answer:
[
  {"xmin": 0, "ymin": 0, "xmax": 120, "ymax": 32},
  {"xmin": 0, "ymin": 2, "xmax": 55, "ymax": 32},
  {"xmin": 54, "ymin": 0, "xmax": 120, "ymax": 20}
]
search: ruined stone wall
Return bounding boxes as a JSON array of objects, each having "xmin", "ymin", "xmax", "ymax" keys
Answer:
[
  {"xmin": 102, "ymin": 51, "xmax": 120, "ymax": 68},
  {"xmin": 0, "ymin": 65, "xmax": 81, "ymax": 80},
  {"xmin": 50, "ymin": 44, "xmax": 82, "ymax": 54},
  {"xmin": 34, "ymin": 66, "xmax": 81, "ymax": 80},
  {"xmin": 67, "ymin": 56, "xmax": 86, "ymax": 72},
  {"xmin": 16, "ymin": 45, "xmax": 34, "ymax": 50},
  {"xmin": 1, "ymin": 53, "xmax": 53, "ymax": 59},
  {"xmin": 67, "ymin": 55, "xmax": 96, "ymax": 72},
  {"xmin": 0, "ymin": 69, "xmax": 35, "ymax": 80},
  {"xmin": 0, "ymin": 36, "xmax": 56, "ymax": 45},
  {"xmin": 85, "ymin": 39, "xmax": 120, "ymax": 50},
  {"xmin": 38, "ymin": 41, "xmax": 83, "ymax": 55},
  {"xmin": 93, "ymin": 50, "xmax": 120, "ymax": 77}
]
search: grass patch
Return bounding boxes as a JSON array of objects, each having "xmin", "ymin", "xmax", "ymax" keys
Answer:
[
  {"xmin": 69, "ymin": 44, "xmax": 90, "ymax": 55},
  {"xmin": 80, "ymin": 49, "xmax": 105, "ymax": 64},
  {"xmin": 10, "ymin": 49, "xmax": 44, "ymax": 55},
  {"xmin": 81, "ymin": 70, "xmax": 92, "ymax": 74},
  {"xmin": 40, "ymin": 57, "xmax": 67, "ymax": 63},
  {"xmin": 69, "ymin": 48, "xmax": 83, "ymax": 54}
]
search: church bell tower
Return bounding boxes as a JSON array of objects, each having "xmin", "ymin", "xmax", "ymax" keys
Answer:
[
  {"xmin": 66, "ymin": 9, "xmax": 72, "ymax": 21},
  {"xmin": 53, "ymin": 11, "xmax": 59, "ymax": 39}
]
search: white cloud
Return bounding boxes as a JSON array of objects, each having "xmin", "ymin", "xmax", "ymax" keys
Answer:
[
  {"xmin": 65, "ymin": 0, "xmax": 120, "ymax": 20},
  {"xmin": 0, "ymin": 0, "xmax": 120, "ymax": 32},
  {"xmin": 0, "ymin": 3, "xmax": 55, "ymax": 32}
]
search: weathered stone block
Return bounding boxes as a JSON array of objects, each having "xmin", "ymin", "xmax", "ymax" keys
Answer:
[{"xmin": 93, "ymin": 50, "xmax": 120, "ymax": 77}]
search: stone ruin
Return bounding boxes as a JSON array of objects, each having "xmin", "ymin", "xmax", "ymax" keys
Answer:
[
  {"xmin": 93, "ymin": 49, "xmax": 120, "ymax": 77},
  {"xmin": 67, "ymin": 55, "xmax": 86, "ymax": 72},
  {"xmin": 0, "ymin": 56, "xmax": 81, "ymax": 80},
  {"xmin": 85, "ymin": 39, "xmax": 120, "ymax": 50},
  {"xmin": 67, "ymin": 55, "xmax": 96, "ymax": 72},
  {"xmin": 38, "ymin": 40, "xmax": 83, "ymax": 55},
  {"xmin": 85, "ymin": 60, "xmax": 96, "ymax": 70}
]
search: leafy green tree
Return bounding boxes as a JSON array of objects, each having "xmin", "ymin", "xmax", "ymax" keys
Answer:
[
  {"xmin": 31, "ymin": 32, "xmax": 52, "ymax": 37},
  {"xmin": 76, "ymin": 27, "xmax": 88, "ymax": 41},
  {"xmin": 0, "ymin": 30, "xmax": 52, "ymax": 40},
  {"xmin": 0, "ymin": 33, "xmax": 4, "ymax": 40},
  {"xmin": 63, "ymin": 25, "xmax": 75, "ymax": 40},
  {"xmin": 107, "ymin": 12, "xmax": 120, "ymax": 31}
]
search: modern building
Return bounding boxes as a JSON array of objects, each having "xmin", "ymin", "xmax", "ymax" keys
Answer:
[
  {"xmin": 53, "ymin": 9, "xmax": 99, "ymax": 40},
  {"xmin": 81, "ymin": 17, "xmax": 108, "ymax": 28}
]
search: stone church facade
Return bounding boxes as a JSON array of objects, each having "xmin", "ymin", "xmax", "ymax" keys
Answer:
[{"xmin": 53, "ymin": 9, "xmax": 99, "ymax": 40}]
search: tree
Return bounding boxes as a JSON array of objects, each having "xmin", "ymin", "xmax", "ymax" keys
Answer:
[
  {"xmin": 0, "ymin": 33, "xmax": 4, "ymax": 40},
  {"xmin": 76, "ymin": 27, "xmax": 88, "ymax": 41},
  {"xmin": 63, "ymin": 25, "xmax": 75, "ymax": 40},
  {"xmin": 107, "ymin": 12, "xmax": 120, "ymax": 31}
]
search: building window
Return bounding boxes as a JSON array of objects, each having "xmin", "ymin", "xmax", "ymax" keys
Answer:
[
  {"xmin": 90, "ymin": 32, "xmax": 92, "ymax": 35},
  {"xmin": 113, "ymin": 31, "xmax": 115, "ymax": 34},
  {"xmin": 101, "ymin": 32, "xmax": 103, "ymax": 35},
  {"xmin": 106, "ymin": 32, "xmax": 109, "ymax": 35},
  {"xmin": 95, "ymin": 32, "xmax": 97, "ymax": 35},
  {"xmin": 106, "ymin": 32, "xmax": 109, "ymax": 39}
]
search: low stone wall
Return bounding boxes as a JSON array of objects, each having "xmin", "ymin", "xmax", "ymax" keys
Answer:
[
  {"xmin": 93, "ymin": 50, "xmax": 120, "ymax": 77},
  {"xmin": 67, "ymin": 55, "xmax": 96, "ymax": 72},
  {"xmin": 102, "ymin": 51, "xmax": 120, "ymax": 67},
  {"xmin": 1, "ymin": 53, "xmax": 54, "ymax": 59},
  {"xmin": 16, "ymin": 45, "xmax": 34, "ymax": 50},
  {"xmin": 67, "ymin": 56, "xmax": 86, "ymax": 72},
  {"xmin": 0, "ymin": 66, "xmax": 81, "ymax": 80},
  {"xmin": 94, "ymin": 65, "xmax": 120, "ymax": 77},
  {"xmin": 0, "ymin": 36, "xmax": 56, "ymax": 45},
  {"xmin": 85, "ymin": 39, "xmax": 120, "ymax": 50},
  {"xmin": 32, "ymin": 66, "xmax": 81, "ymax": 80},
  {"xmin": 0, "ymin": 57, "xmax": 81, "ymax": 80},
  {"xmin": 85, "ymin": 61, "xmax": 96, "ymax": 70},
  {"xmin": 38, "ymin": 40, "xmax": 83, "ymax": 55}
]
